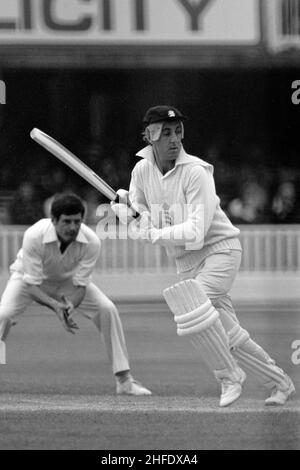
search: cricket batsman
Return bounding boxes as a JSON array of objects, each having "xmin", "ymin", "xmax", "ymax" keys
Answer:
[
  {"xmin": 0, "ymin": 193, "xmax": 151, "ymax": 396},
  {"xmin": 111, "ymin": 105, "xmax": 295, "ymax": 406}
]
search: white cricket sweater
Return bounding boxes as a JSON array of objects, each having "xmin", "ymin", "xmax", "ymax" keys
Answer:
[{"xmin": 129, "ymin": 145, "xmax": 241, "ymax": 274}]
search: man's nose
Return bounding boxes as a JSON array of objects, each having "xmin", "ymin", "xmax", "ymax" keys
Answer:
[{"xmin": 170, "ymin": 132, "xmax": 178, "ymax": 142}]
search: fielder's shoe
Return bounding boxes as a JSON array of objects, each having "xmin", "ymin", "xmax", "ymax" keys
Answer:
[
  {"xmin": 219, "ymin": 369, "xmax": 246, "ymax": 407},
  {"xmin": 116, "ymin": 378, "xmax": 152, "ymax": 396},
  {"xmin": 265, "ymin": 375, "xmax": 295, "ymax": 406}
]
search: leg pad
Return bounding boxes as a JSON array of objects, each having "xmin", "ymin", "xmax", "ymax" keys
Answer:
[
  {"xmin": 228, "ymin": 324, "xmax": 287, "ymax": 388},
  {"xmin": 164, "ymin": 280, "xmax": 219, "ymax": 336},
  {"xmin": 164, "ymin": 280, "xmax": 241, "ymax": 380}
]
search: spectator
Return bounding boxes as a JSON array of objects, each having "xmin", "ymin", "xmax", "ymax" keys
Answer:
[
  {"xmin": 271, "ymin": 181, "xmax": 300, "ymax": 223},
  {"xmin": 226, "ymin": 180, "xmax": 270, "ymax": 224},
  {"xmin": 40, "ymin": 168, "xmax": 68, "ymax": 197},
  {"xmin": 9, "ymin": 182, "xmax": 44, "ymax": 224},
  {"xmin": 205, "ymin": 145, "xmax": 240, "ymax": 209},
  {"xmin": 101, "ymin": 158, "xmax": 120, "ymax": 190},
  {"xmin": 82, "ymin": 188, "xmax": 102, "ymax": 225}
]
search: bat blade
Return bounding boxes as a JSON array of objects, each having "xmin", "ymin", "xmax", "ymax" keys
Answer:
[{"xmin": 30, "ymin": 128, "xmax": 117, "ymax": 202}]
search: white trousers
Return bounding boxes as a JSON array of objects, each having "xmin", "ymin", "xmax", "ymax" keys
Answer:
[
  {"xmin": 0, "ymin": 273, "xmax": 130, "ymax": 375},
  {"xmin": 193, "ymin": 250, "xmax": 241, "ymax": 331},
  {"xmin": 179, "ymin": 249, "xmax": 241, "ymax": 324}
]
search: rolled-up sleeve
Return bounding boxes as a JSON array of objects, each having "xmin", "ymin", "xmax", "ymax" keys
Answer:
[
  {"xmin": 72, "ymin": 239, "xmax": 101, "ymax": 287},
  {"xmin": 22, "ymin": 231, "xmax": 44, "ymax": 285}
]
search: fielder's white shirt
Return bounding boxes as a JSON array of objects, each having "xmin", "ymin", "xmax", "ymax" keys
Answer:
[{"xmin": 10, "ymin": 219, "xmax": 101, "ymax": 286}]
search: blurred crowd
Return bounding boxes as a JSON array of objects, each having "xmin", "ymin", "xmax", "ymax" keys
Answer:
[
  {"xmin": 1, "ymin": 147, "xmax": 300, "ymax": 225},
  {"xmin": 224, "ymin": 170, "xmax": 300, "ymax": 224}
]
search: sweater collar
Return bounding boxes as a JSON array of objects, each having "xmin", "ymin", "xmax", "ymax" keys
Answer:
[{"xmin": 136, "ymin": 145, "xmax": 213, "ymax": 171}]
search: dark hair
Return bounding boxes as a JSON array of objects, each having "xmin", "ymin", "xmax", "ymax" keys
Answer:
[{"xmin": 50, "ymin": 193, "xmax": 85, "ymax": 220}]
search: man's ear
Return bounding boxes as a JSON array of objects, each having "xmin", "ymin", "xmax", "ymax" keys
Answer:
[{"xmin": 51, "ymin": 216, "xmax": 58, "ymax": 225}]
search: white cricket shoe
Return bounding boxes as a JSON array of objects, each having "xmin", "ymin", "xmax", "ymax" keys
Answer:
[
  {"xmin": 116, "ymin": 378, "xmax": 152, "ymax": 396},
  {"xmin": 265, "ymin": 375, "xmax": 295, "ymax": 406},
  {"xmin": 219, "ymin": 369, "xmax": 246, "ymax": 407}
]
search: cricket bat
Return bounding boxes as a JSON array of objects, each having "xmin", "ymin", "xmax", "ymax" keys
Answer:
[{"xmin": 30, "ymin": 128, "xmax": 138, "ymax": 216}]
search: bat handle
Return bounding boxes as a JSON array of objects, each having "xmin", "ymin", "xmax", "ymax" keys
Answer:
[
  {"xmin": 114, "ymin": 194, "xmax": 140, "ymax": 219},
  {"xmin": 131, "ymin": 208, "xmax": 141, "ymax": 219}
]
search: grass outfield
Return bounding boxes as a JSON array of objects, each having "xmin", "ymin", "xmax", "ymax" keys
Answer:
[{"xmin": 0, "ymin": 304, "xmax": 299, "ymax": 450}]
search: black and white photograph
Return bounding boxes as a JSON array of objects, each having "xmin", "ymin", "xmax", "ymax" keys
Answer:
[{"xmin": 0, "ymin": 0, "xmax": 299, "ymax": 452}]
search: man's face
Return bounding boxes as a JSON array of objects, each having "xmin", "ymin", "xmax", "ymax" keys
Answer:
[
  {"xmin": 52, "ymin": 213, "xmax": 83, "ymax": 244},
  {"xmin": 152, "ymin": 121, "xmax": 183, "ymax": 162}
]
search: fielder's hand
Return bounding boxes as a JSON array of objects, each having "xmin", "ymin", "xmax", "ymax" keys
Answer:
[
  {"xmin": 52, "ymin": 299, "xmax": 79, "ymax": 335},
  {"xmin": 61, "ymin": 294, "xmax": 75, "ymax": 316},
  {"xmin": 61, "ymin": 294, "xmax": 79, "ymax": 333}
]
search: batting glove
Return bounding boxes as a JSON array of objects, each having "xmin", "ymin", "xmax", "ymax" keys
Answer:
[{"xmin": 111, "ymin": 189, "xmax": 137, "ymax": 224}]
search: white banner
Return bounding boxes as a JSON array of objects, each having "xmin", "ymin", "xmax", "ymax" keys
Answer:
[{"xmin": 0, "ymin": 0, "xmax": 260, "ymax": 44}]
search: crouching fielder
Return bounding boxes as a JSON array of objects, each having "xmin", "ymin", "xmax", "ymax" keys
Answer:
[
  {"xmin": 0, "ymin": 193, "xmax": 151, "ymax": 396},
  {"xmin": 112, "ymin": 105, "xmax": 295, "ymax": 406}
]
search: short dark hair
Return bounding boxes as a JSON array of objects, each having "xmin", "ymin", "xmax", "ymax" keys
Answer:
[{"xmin": 50, "ymin": 193, "xmax": 85, "ymax": 220}]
